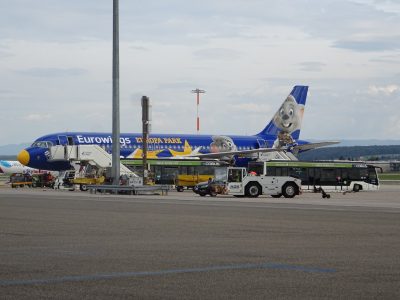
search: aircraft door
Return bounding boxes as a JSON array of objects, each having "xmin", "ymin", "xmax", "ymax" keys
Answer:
[{"xmin": 58, "ymin": 135, "xmax": 68, "ymax": 145}]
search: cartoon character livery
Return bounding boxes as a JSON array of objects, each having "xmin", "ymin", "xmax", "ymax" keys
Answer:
[
  {"xmin": 17, "ymin": 85, "xmax": 338, "ymax": 171},
  {"xmin": 272, "ymin": 93, "xmax": 304, "ymax": 148},
  {"xmin": 256, "ymin": 86, "xmax": 307, "ymax": 148}
]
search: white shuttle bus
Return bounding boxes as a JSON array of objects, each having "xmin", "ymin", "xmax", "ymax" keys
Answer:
[{"xmin": 248, "ymin": 161, "xmax": 380, "ymax": 193}]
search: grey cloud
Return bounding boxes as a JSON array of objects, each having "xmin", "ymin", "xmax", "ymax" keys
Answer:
[
  {"xmin": 370, "ymin": 54, "xmax": 400, "ymax": 63},
  {"xmin": 2, "ymin": 0, "xmax": 399, "ymax": 48},
  {"xmin": 157, "ymin": 82, "xmax": 199, "ymax": 90},
  {"xmin": 333, "ymin": 38, "xmax": 400, "ymax": 52},
  {"xmin": 16, "ymin": 67, "xmax": 87, "ymax": 77},
  {"xmin": 299, "ymin": 62, "xmax": 326, "ymax": 72},
  {"xmin": 193, "ymin": 48, "xmax": 241, "ymax": 60},
  {"xmin": 0, "ymin": 50, "xmax": 13, "ymax": 59},
  {"xmin": 129, "ymin": 45, "xmax": 149, "ymax": 51}
]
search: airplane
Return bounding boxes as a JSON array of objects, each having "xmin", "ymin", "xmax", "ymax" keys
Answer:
[
  {"xmin": 17, "ymin": 85, "xmax": 338, "ymax": 171},
  {"xmin": 0, "ymin": 160, "xmax": 36, "ymax": 175}
]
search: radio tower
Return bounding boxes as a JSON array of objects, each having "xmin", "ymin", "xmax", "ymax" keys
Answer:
[{"xmin": 191, "ymin": 88, "xmax": 205, "ymax": 133}]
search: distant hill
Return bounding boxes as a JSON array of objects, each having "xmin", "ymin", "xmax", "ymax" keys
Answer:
[
  {"xmin": 309, "ymin": 139, "xmax": 400, "ymax": 147},
  {"xmin": 299, "ymin": 145, "xmax": 400, "ymax": 161},
  {"xmin": 0, "ymin": 143, "xmax": 30, "ymax": 155},
  {"xmin": 0, "ymin": 155, "xmax": 17, "ymax": 160}
]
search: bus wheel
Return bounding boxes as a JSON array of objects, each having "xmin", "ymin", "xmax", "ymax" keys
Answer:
[
  {"xmin": 245, "ymin": 183, "xmax": 261, "ymax": 198},
  {"xmin": 271, "ymin": 194, "xmax": 282, "ymax": 198},
  {"xmin": 282, "ymin": 182, "xmax": 297, "ymax": 198},
  {"xmin": 353, "ymin": 184, "xmax": 361, "ymax": 192},
  {"xmin": 80, "ymin": 184, "xmax": 88, "ymax": 192},
  {"xmin": 176, "ymin": 186, "xmax": 184, "ymax": 192}
]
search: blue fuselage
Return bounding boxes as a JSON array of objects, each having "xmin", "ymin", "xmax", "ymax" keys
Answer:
[{"xmin": 19, "ymin": 132, "xmax": 308, "ymax": 171}]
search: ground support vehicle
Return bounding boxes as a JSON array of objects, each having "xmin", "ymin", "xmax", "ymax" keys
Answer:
[
  {"xmin": 71, "ymin": 176, "xmax": 105, "ymax": 191},
  {"xmin": 31, "ymin": 173, "xmax": 55, "ymax": 188},
  {"xmin": 176, "ymin": 174, "xmax": 214, "ymax": 192},
  {"xmin": 226, "ymin": 167, "xmax": 301, "ymax": 198},
  {"xmin": 10, "ymin": 173, "xmax": 33, "ymax": 188},
  {"xmin": 193, "ymin": 180, "xmax": 227, "ymax": 197},
  {"xmin": 53, "ymin": 170, "xmax": 76, "ymax": 190}
]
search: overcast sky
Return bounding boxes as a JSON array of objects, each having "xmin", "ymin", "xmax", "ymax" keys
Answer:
[{"xmin": 1, "ymin": 0, "xmax": 400, "ymax": 145}]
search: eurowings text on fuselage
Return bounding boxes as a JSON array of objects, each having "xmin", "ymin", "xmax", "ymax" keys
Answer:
[{"xmin": 17, "ymin": 86, "xmax": 309, "ymax": 171}]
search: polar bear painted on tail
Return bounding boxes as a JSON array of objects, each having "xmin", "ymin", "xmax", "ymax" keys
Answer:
[{"xmin": 272, "ymin": 95, "xmax": 304, "ymax": 148}]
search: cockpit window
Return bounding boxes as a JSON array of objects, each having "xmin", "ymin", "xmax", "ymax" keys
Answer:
[{"xmin": 31, "ymin": 141, "xmax": 54, "ymax": 148}]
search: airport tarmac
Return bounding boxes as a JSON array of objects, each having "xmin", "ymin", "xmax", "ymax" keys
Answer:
[{"xmin": 1, "ymin": 186, "xmax": 400, "ymax": 299}]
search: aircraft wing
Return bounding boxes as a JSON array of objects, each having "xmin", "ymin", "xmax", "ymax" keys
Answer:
[
  {"xmin": 186, "ymin": 147, "xmax": 285, "ymax": 159},
  {"xmin": 292, "ymin": 141, "xmax": 340, "ymax": 152},
  {"xmin": 177, "ymin": 141, "xmax": 340, "ymax": 160}
]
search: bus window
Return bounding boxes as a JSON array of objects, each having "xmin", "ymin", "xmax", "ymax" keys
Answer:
[
  {"xmin": 359, "ymin": 168, "xmax": 368, "ymax": 180},
  {"xmin": 187, "ymin": 166, "xmax": 195, "ymax": 175},
  {"xmin": 198, "ymin": 166, "xmax": 214, "ymax": 175},
  {"xmin": 276, "ymin": 167, "xmax": 288, "ymax": 177},
  {"xmin": 288, "ymin": 167, "xmax": 307, "ymax": 181},
  {"xmin": 320, "ymin": 168, "xmax": 336, "ymax": 185},
  {"xmin": 349, "ymin": 169, "xmax": 361, "ymax": 181},
  {"xmin": 158, "ymin": 167, "xmax": 178, "ymax": 184},
  {"xmin": 266, "ymin": 166, "xmax": 276, "ymax": 176}
]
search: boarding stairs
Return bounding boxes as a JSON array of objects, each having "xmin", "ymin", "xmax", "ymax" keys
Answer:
[{"xmin": 48, "ymin": 145, "xmax": 138, "ymax": 176}]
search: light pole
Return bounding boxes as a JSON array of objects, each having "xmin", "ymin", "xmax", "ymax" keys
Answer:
[
  {"xmin": 111, "ymin": 0, "xmax": 120, "ymax": 185},
  {"xmin": 191, "ymin": 88, "xmax": 205, "ymax": 133}
]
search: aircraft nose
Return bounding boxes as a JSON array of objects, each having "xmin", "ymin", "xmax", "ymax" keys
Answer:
[{"xmin": 17, "ymin": 149, "xmax": 30, "ymax": 166}]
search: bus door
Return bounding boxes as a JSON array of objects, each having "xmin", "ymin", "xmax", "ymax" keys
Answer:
[
  {"xmin": 312, "ymin": 168, "xmax": 321, "ymax": 187},
  {"xmin": 335, "ymin": 169, "xmax": 344, "ymax": 190},
  {"xmin": 367, "ymin": 166, "xmax": 380, "ymax": 187},
  {"xmin": 338, "ymin": 169, "xmax": 351, "ymax": 191}
]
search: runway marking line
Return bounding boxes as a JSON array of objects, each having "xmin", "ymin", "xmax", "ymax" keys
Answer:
[{"xmin": 0, "ymin": 262, "xmax": 335, "ymax": 286}]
